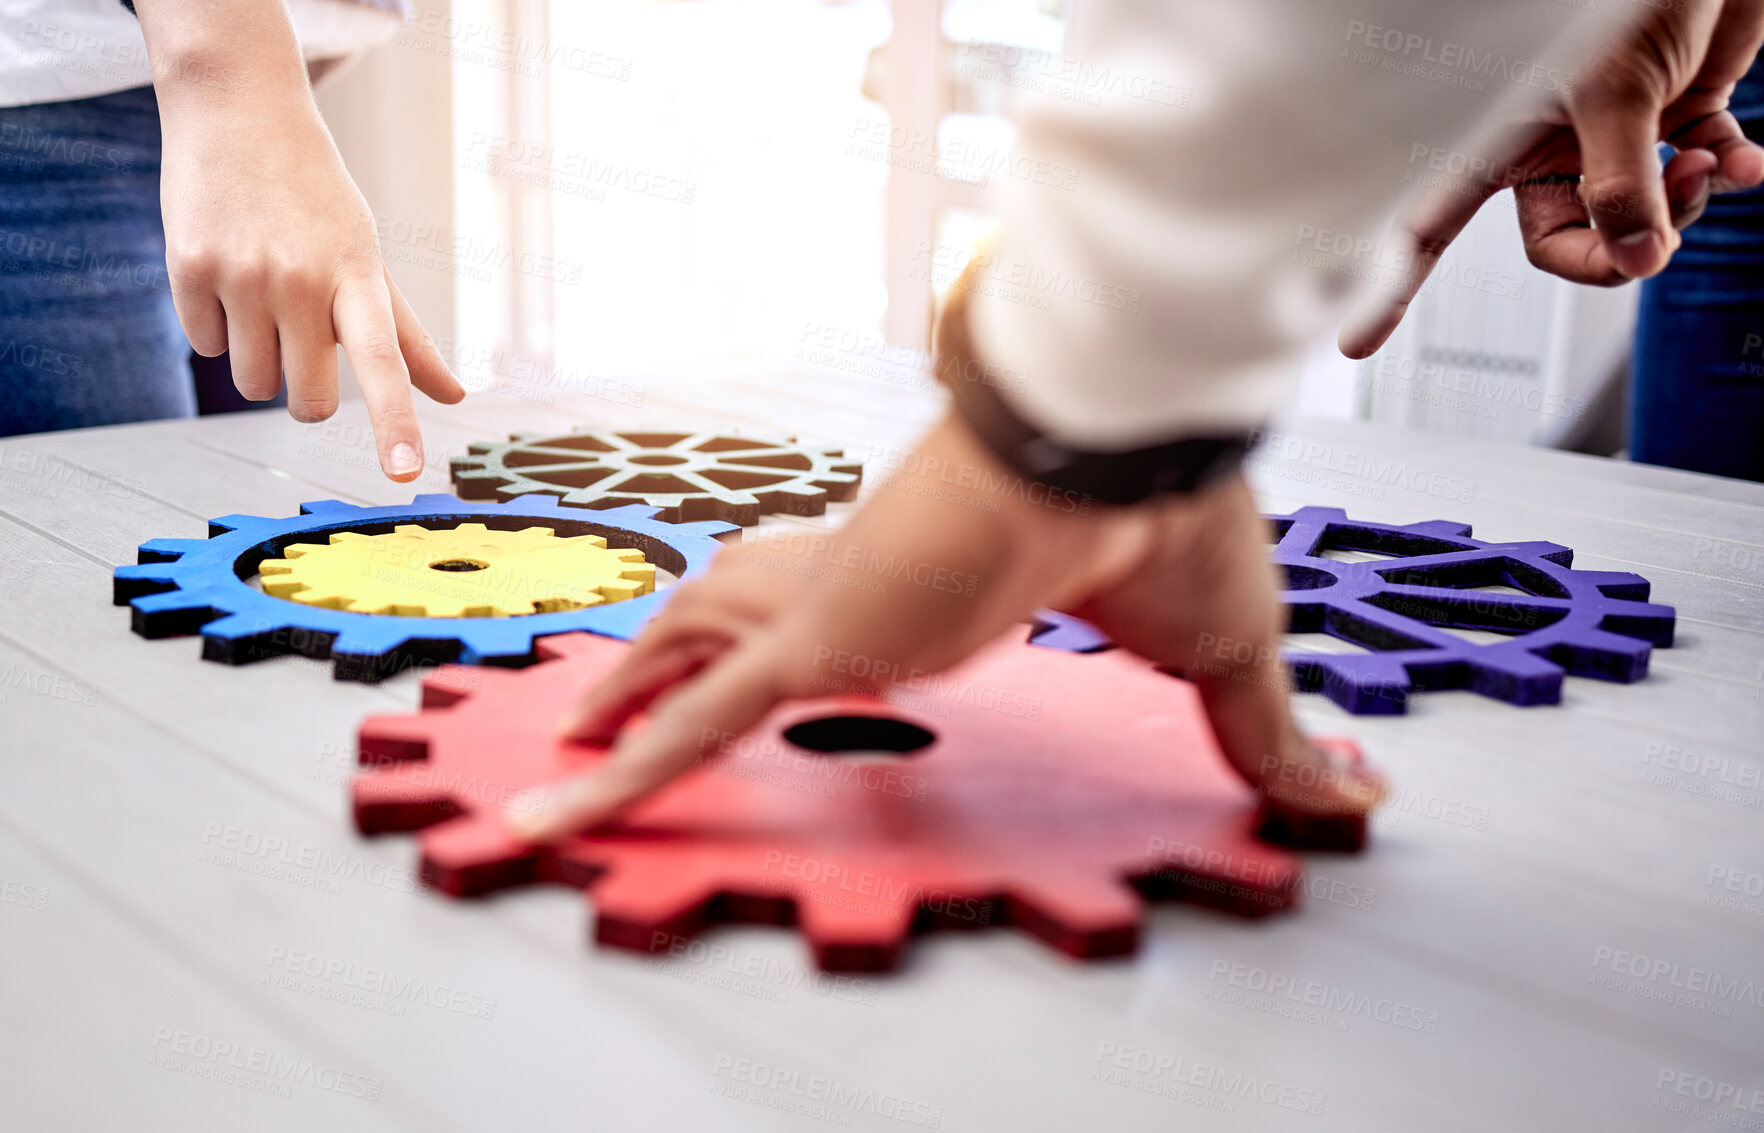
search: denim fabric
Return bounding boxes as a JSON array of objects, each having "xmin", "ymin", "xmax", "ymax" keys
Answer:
[
  {"xmin": 1630, "ymin": 56, "xmax": 1764, "ymax": 482},
  {"xmin": 0, "ymin": 84, "xmax": 195, "ymax": 436}
]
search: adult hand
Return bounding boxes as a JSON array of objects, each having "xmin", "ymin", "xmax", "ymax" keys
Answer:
[
  {"xmin": 504, "ymin": 407, "xmax": 1385, "ymax": 842},
  {"xmin": 1342, "ymin": 0, "xmax": 1764, "ymax": 359},
  {"xmin": 139, "ymin": 0, "xmax": 464, "ymax": 480}
]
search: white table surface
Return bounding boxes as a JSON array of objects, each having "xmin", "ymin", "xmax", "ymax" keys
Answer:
[{"xmin": 0, "ymin": 359, "xmax": 1759, "ymax": 1133}]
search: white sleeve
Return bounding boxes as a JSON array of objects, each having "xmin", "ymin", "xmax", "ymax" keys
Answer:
[{"xmin": 964, "ymin": 0, "xmax": 1634, "ymax": 450}]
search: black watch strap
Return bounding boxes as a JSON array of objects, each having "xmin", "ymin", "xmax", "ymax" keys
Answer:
[{"xmin": 946, "ymin": 372, "xmax": 1252, "ymax": 507}]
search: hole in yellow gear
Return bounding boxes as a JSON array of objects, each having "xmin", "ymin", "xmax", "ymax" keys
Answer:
[{"xmin": 430, "ymin": 558, "xmax": 489, "ymax": 572}]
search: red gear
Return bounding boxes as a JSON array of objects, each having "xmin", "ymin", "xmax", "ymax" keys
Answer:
[{"xmin": 354, "ymin": 630, "xmax": 1367, "ymax": 971}]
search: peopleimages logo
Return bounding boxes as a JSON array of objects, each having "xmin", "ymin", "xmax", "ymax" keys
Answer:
[
  {"xmin": 1207, "ymin": 961, "xmax": 1441, "ymax": 1033},
  {"xmin": 1655, "ymin": 1069, "xmax": 1764, "ymax": 1126},
  {"xmin": 198, "ymin": 824, "xmax": 417, "ymax": 893},
  {"xmin": 150, "ymin": 1027, "xmax": 382, "ymax": 1100},
  {"xmin": 761, "ymin": 851, "xmax": 992, "ymax": 926},
  {"xmin": 1342, "ymin": 20, "xmax": 1572, "ymax": 94},
  {"xmin": 1591, "ymin": 946, "xmax": 1763, "ymax": 1011},
  {"xmin": 1251, "ymin": 430, "xmax": 1476, "ymax": 503},
  {"xmin": 915, "ymin": 241, "xmax": 1143, "ymax": 313},
  {"xmin": 710, "ymin": 1055, "xmax": 942, "ymax": 1128},
  {"xmin": 1092, "ymin": 1042, "xmax": 1326, "ymax": 1116},
  {"xmin": 263, "ymin": 946, "xmax": 498, "ymax": 1020}
]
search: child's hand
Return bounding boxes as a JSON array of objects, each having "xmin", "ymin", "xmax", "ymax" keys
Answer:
[
  {"xmin": 505, "ymin": 411, "xmax": 1385, "ymax": 842},
  {"xmin": 140, "ymin": 0, "xmax": 464, "ymax": 481}
]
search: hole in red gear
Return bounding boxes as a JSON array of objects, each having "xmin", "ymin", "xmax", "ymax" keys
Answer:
[{"xmin": 783, "ymin": 715, "xmax": 934, "ymax": 758}]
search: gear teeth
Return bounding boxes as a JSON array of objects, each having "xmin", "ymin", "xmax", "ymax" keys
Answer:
[
  {"xmin": 129, "ymin": 586, "xmax": 213, "ymax": 614},
  {"xmin": 1536, "ymin": 627, "xmax": 1656, "ymax": 682},
  {"xmin": 448, "ymin": 468, "xmax": 511, "ymax": 499},
  {"xmin": 208, "ymin": 513, "xmax": 276, "ymax": 537},
  {"xmin": 113, "ymin": 562, "xmax": 181, "ymax": 603},
  {"xmin": 353, "ymin": 770, "xmax": 462, "ymax": 834},
  {"xmin": 1290, "ymin": 652, "xmax": 1415, "ymax": 714},
  {"xmin": 591, "ymin": 864, "xmax": 734, "ymax": 952},
  {"xmin": 328, "ymin": 624, "xmax": 412, "ymax": 655},
  {"xmin": 348, "ymin": 632, "xmax": 1354, "ymax": 971},
  {"xmin": 1580, "ymin": 570, "xmax": 1653, "ymax": 601},
  {"xmin": 1005, "ymin": 877, "xmax": 1144, "ymax": 960},
  {"xmin": 1040, "ymin": 509, "xmax": 1678, "ymax": 714},
  {"xmin": 582, "ymin": 502, "xmax": 663, "ymax": 522},
  {"xmin": 420, "ymin": 816, "xmax": 546, "ymax": 895},
  {"xmin": 135, "ymin": 537, "xmax": 208, "ymax": 563},
  {"xmin": 451, "ymin": 621, "xmax": 545, "ymax": 665},
  {"xmin": 295, "ymin": 499, "xmax": 363, "ymax": 517},
  {"xmin": 1600, "ymin": 602, "xmax": 1675, "ymax": 647},
  {"xmin": 1459, "ymin": 647, "xmax": 1565, "ymax": 705},
  {"xmin": 1490, "ymin": 540, "xmax": 1573, "ymax": 566},
  {"xmin": 1292, "ymin": 506, "xmax": 1349, "ymax": 521},
  {"xmin": 358, "ymin": 715, "xmax": 439, "ymax": 763},
  {"xmin": 116, "ymin": 495, "xmax": 735, "ymax": 681},
  {"xmin": 452, "ymin": 429, "xmax": 865, "ymax": 526},
  {"xmin": 200, "ymin": 613, "xmax": 270, "ymax": 638},
  {"xmin": 130, "ymin": 586, "xmax": 227, "ymax": 639},
  {"xmin": 419, "ymin": 667, "xmax": 484, "ymax": 707},
  {"xmin": 789, "ymin": 888, "xmax": 924, "ymax": 971}
]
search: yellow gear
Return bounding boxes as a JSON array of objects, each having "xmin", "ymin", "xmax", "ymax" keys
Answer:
[{"xmin": 257, "ymin": 523, "xmax": 655, "ymax": 618}]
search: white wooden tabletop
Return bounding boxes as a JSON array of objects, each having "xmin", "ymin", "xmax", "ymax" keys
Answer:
[{"xmin": 0, "ymin": 360, "xmax": 1759, "ymax": 1133}]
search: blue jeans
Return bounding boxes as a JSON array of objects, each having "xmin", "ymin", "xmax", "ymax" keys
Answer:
[
  {"xmin": 0, "ymin": 85, "xmax": 195, "ymax": 437},
  {"xmin": 1630, "ymin": 60, "xmax": 1764, "ymax": 482}
]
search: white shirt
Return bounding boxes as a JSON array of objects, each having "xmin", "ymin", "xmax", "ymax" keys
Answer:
[
  {"xmin": 967, "ymin": 0, "xmax": 1636, "ymax": 449},
  {"xmin": 0, "ymin": 0, "xmax": 401, "ymax": 108}
]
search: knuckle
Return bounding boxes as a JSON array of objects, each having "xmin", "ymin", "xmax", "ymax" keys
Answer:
[
  {"xmin": 179, "ymin": 315, "xmax": 227, "ymax": 355},
  {"xmin": 370, "ymin": 402, "xmax": 416, "ymax": 434},
  {"xmin": 352, "ymin": 333, "xmax": 405, "ymax": 370},
  {"xmin": 167, "ymin": 240, "xmax": 216, "ymax": 275},
  {"xmin": 287, "ymin": 396, "xmax": 338, "ymax": 423},
  {"xmin": 332, "ymin": 246, "xmax": 384, "ymax": 282},
  {"xmin": 1579, "ymin": 53, "xmax": 1671, "ymax": 111},
  {"xmin": 233, "ymin": 376, "xmax": 280, "ymax": 401},
  {"xmin": 1579, "ymin": 177, "xmax": 1646, "ymax": 218},
  {"xmin": 229, "ymin": 256, "xmax": 273, "ymax": 292},
  {"xmin": 273, "ymin": 260, "xmax": 331, "ymax": 301}
]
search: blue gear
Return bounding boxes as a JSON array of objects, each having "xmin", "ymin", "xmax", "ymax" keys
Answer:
[
  {"xmin": 1030, "ymin": 506, "xmax": 1677, "ymax": 715},
  {"xmin": 113, "ymin": 494, "xmax": 735, "ymax": 682}
]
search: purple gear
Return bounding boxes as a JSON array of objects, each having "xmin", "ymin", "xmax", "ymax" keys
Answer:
[
  {"xmin": 1027, "ymin": 610, "xmax": 1113, "ymax": 653},
  {"xmin": 1029, "ymin": 506, "xmax": 1677, "ymax": 715}
]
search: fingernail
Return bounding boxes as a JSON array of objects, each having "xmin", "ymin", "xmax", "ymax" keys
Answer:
[
  {"xmin": 388, "ymin": 442, "xmax": 421, "ymax": 476},
  {"xmin": 505, "ymin": 782, "xmax": 576, "ymax": 841},
  {"xmin": 1346, "ymin": 767, "xmax": 1388, "ymax": 811},
  {"xmin": 503, "ymin": 787, "xmax": 552, "ymax": 840},
  {"xmin": 504, "ymin": 776, "xmax": 602, "ymax": 842},
  {"xmin": 556, "ymin": 701, "xmax": 593, "ymax": 739},
  {"xmin": 1612, "ymin": 229, "xmax": 1664, "ymax": 279}
]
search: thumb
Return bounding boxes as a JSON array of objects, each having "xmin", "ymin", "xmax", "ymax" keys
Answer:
[{"xmin": 1569, "ymin": 62, "xmax": 1676, "ymax": 279}]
